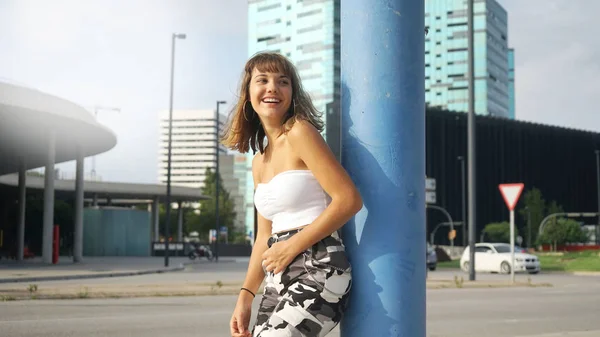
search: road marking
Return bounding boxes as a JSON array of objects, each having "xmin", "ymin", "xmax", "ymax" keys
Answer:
[{"xmin": 0, "ymin": 310, "xmax": 232, "ymax": 324}]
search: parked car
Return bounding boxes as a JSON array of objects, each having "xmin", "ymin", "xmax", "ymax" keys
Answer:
[
  {"xmin": 427, "ymin": 242, "xmax": 437, "ymax": 271},
  {"xmin": 460, "ymin": 243, "xmax": 540, "ymax": 274}
]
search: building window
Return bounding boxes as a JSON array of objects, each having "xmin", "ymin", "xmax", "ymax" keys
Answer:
[
  {"xmin": 298, "ymin": 8, "xmax": 322, "ymax": 18},
  {"xmin": 258, "ymin": 3, "xmax": 281, "ymax": 12},
  {"xmin": 257, "ymin": 36, "xmax": 276, "ymax": 43}
]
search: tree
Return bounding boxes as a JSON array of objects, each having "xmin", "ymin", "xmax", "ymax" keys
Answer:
[
  {"xmin": 518, "ymin": 188, "xmax": 545, "ymax": 247},
  {"xmin": 156, "ymin": 203, "xmax": 196, "ymax": 240},
  {"xmin": 186, "ymin": 168, "xmax": 237, "ymax": 243},
  {"xmin": 538, "ymin": 218, "xmax": 588, "ymax": 251},
  {"xmin": 483, "ymin": 222, "xmax": 519, "ymax": 243},
  {"xmin": 546, "ymin": 200, "xmax": 564, "ymax": 215}
]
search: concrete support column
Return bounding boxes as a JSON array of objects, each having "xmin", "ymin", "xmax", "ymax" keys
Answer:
[
  {"xmin": 17, "ymin": 163, "xmax": 26, "ymax": 261},
  {"xmin": 177, "ymin": 201, "xmax": 183, "ymax": 242},
  {"xmin": 153, "ymin": 197, "xmax": 159, "ymax": 241},
  {"xmin": 42, "ymin": 132, "xmax": 56, "ymax": 264},
  {"xmin": 92, "ymin": 194, "xmax": 98, "ymax": 207},
  {"xmin": 73, "ymin": 151, "xmax": 84, "ymax": 262},
  {"xmin": 340, "ymin": 1, "xmax": 426, "ymax": 336}
]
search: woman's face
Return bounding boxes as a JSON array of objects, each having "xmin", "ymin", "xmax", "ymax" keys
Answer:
[{"xmin": 248, "ymin": 67, "xmax": 293, "ymax": 124}]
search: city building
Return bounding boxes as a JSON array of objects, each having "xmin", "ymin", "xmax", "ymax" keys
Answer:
[
  {"xmin": 157, "ymin": 109, "xmax": 227, "ymax": 188},
  {"xmin": 426, "ymin": 107, "xmax": 600, "ymax": 247},
  {"xmin": 232, "ymin": 154, "xmax": 255, "ymax": 238},
  {"xmin": 508, "ymin": 48, "xmax": 515, "ymax": 119},
  {"xmin": 0, "ymin": 81, "xmax": 206, "ymax": 263},
  {"xmin": 157, "ymin": 109, "xmax": 248, "ymax": 234},
  {"xmin": 219, "ymin": 154, "xmax": 245, "ymax": 233},
  {"xmin": 425, "ymin": 0, "xmax": 512, "ymax": 118}
]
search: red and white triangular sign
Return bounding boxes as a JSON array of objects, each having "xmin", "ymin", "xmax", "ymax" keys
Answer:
[{"xmin": 499, "ymin": 183, "xmax": 524, "ymax": 211}]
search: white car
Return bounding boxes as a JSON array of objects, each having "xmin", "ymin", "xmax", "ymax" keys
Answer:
[{"xmin": 460, "ymin": 243, "xmax": 541, "ymax": 274}]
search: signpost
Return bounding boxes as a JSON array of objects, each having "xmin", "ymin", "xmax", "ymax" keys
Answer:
[
  {"xmin": 426, "ymin": 177, "xmax": 436, "ymax": 204},
  {"xmin": 498, "ymin": 183, "xmax": 525, "ymax": 284}
]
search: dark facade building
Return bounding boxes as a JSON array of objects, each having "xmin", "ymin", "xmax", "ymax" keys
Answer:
[{"xmin": 426, "ymin": 107, "xmax": 600, "ymax": 246}]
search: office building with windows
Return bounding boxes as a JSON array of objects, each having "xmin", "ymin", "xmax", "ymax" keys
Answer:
[
  {"xmin": 157, "ymin": 109, "xmax": 227, "ymax": 188},
  {"xmin": 508, "ymin": 48, "xmax": 515, "ymax": 119},
  {"xmin": 425, "ymin": 0, "xmax": 513, "ymax": 118}
]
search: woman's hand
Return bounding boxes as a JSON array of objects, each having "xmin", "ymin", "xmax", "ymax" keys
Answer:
[
  {"xmin": 230, "ymin": 292, "xmax": 253, "ymax": 337},
  {"xmin": 261, "ymin": 240, "xmax": 300, "ymax": 274}
]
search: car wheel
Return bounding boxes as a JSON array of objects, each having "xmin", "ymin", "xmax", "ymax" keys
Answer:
[
  {"xmin": 428, "ymin": 266, "xmax": 436, "ymax": 271},
  {"xmin": 528, "ymin": 270, "xmax": 539, "ymax": 274},
  {"xmin": 501, "ymin": 261, "xmax": 511, "ymax": 274},
  {"xmin": 462, "ymin": 261, "xmax": 470, "ymax": 273}
]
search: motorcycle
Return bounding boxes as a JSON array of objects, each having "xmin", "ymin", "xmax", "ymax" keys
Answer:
[{"xmin": 188, "ymin": 244, "xmax": 214, "ymax": 261}]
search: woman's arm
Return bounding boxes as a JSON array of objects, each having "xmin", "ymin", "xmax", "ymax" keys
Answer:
[
  {"xmin": 230, "ymin": 156, "xmax": 272, "ymax": 336},
  {"xmin": 240, "ymin": 214, "xmax": 271, "ymax": 295},
  {"xmin": 262, "ymin": 120, "xmax": 363, "ymax": 274}
]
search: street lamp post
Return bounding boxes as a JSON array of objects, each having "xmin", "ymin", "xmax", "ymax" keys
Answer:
[
  {"xmin": 215, "ymin": 100, "xmax": 227, "ymax": 262},
  {"xmin": 458, "ymin": 156, "xmax": 467, "ymax": 246},
  {"xmin": 164, "ymin": 32, "xmax": 186, "ymax": 268},
  {"xmin": 467, "ymin": 0, "xmax": 477, "ymax": 281},
  {"xmin": 595, "ymin": 150, "xmax": 600, "ymax": 244},
  {"xmin": 525, "ymin": 206, "xmax": 531, "ymax": 248}
]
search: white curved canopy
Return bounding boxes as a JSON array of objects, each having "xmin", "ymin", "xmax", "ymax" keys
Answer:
[{"xmin": 0, "ymin": 81, "xmax": 117, "ymax": 175}]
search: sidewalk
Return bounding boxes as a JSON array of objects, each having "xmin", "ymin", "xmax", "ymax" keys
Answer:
[{"xmin": 0, "ymin": 256, "xmax": 224, "ymax": 283}]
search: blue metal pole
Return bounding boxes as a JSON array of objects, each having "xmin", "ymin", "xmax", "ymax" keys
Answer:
[{"xmin": 340, "ymin": 1, "xmax": 425, "ymax": 336}]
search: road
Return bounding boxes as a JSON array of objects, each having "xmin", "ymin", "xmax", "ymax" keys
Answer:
[{"xmin": 1, "ymin": 265, "xmax": 600, "ymax": 336}]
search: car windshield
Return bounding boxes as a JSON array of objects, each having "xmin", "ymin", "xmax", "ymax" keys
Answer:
[{"xmin": 494, "ymin": 245, "xmax": 512, "ymax": 253}]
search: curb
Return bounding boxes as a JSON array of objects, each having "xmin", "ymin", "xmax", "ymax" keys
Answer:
[{"xmin": 0, "ymin": 262, "xmax": 195, "ymax": 284}]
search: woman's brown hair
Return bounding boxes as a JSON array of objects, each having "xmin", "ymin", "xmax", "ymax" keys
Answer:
[{"xmin": 221, "ymin": 52, "xmax": 324, "ymax": 154}]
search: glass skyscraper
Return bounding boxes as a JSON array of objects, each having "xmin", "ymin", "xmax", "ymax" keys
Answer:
[
  {"xmin": 508, "ymin": 48, "xmax": 515, "ymax": 119},
  {"xmin": 244, "ymin": 0, "xmax": 341, "ymax": 236},
  {"xmin": 425, "ymin": 0, "xmax": 512, "ymax": 118}
]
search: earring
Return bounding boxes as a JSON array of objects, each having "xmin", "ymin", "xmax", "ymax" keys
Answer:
[{"xmin": 292, "ymin": 99, "xmax": 296, "ymax": 115}]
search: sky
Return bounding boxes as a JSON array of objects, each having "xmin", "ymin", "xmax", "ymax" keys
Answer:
[
  {"xmin": 0, "ymin": 0, "xmax": 248, "ymax": 183},
  {"xmin": 0, "ymin": 0, "xmax": 598, "ymax": 184}
]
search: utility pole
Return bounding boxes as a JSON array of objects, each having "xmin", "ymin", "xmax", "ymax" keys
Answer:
[
  {"xmin": 467, "ymin": 0, "xmax": 477, "ymax": 281},
  {"xmin": 458, "ymin": 156, "xmax": 467, "ymax": 246},
  {"xmin": 595, "ymin": 150, "xmax": 600, "ymax": 244},
  {"xmin": 214, "ymin": 100, "xmax": 227, "ymax": 262},
  {"xmin": 164, "ymin": 32, "xmax": 187, "ymax": 267}
]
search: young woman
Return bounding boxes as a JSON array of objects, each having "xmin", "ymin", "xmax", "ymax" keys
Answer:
[{"xmin": 222, "ymin": 52, "xmax": 363, "ymax": 337}]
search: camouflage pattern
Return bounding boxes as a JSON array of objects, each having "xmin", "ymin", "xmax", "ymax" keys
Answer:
[{"xmin": 253, "ymin": 229, "xmax": 352, "ymax": 337}]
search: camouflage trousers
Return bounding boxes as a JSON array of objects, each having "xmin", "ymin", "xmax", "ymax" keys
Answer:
[{"xmin": 252, "ymin": 228, "xmax": 353, "ymax": 337}]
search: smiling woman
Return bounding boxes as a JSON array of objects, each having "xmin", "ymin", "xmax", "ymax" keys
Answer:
[
  {"xmin": 222, "ymin": 52, "xmax": 362, "ymax": 337},
  {"xmin": 222, "ymin": 52, "xmax": 323, "ymax": 155}
]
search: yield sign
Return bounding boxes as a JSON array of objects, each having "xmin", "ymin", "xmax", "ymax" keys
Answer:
[{"xmin": 498, "ymin": 183, "xmax": 524, "ymax": 211}]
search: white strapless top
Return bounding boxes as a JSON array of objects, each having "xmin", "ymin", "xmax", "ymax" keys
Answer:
[{"xmin": 254, "ymin": 170, "xmax": 330, "ymax": 234}]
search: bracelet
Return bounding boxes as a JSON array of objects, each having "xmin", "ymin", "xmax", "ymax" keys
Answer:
[{"xmin": 240, "ymin": 287, "xmax": 255, "ymax": 298}]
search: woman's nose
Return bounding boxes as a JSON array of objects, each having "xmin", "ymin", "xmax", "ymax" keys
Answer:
[{"xmin": 266, "ymin": 81, "xmax": 277, "ymax": 93}]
